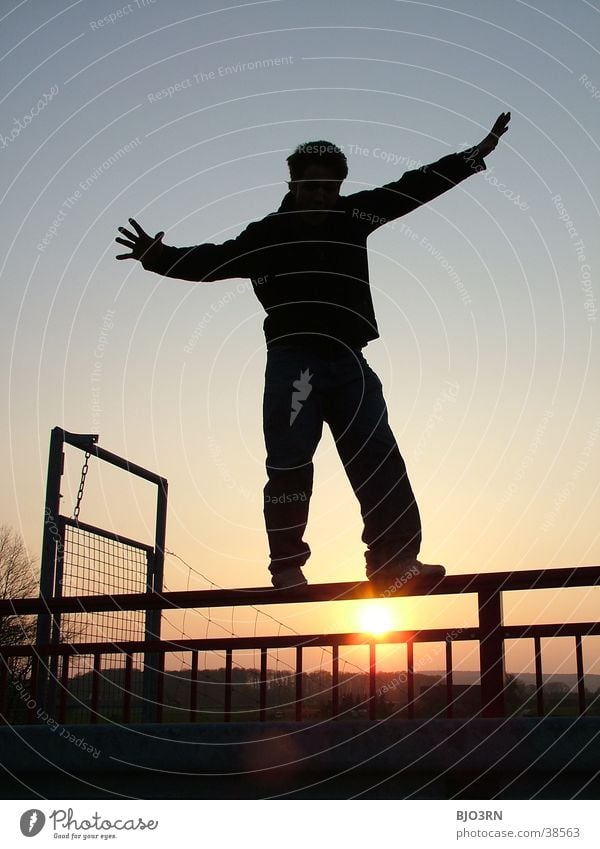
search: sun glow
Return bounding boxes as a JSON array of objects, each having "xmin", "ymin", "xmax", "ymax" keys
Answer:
[{"xmin": 358, "ymin": 603, "xmax": 395, "ymax": 636}]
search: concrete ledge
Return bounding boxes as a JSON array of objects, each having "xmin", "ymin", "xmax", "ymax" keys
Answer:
[{"xmin": 1, "ymin": 718, "xmax": 599, "ymax": 799}]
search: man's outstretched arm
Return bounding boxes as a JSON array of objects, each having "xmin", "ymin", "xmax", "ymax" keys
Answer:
[
  {"xmin": 115, "ymin": 216, "xmax": 269, "ymax": 282},
  {"xmin": 346, "ymin": 112, "xmax": 511, "ymax": 230}
]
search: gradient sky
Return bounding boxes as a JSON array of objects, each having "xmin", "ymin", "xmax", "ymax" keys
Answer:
[{"xmin": 2, "ymin": 0, "xmax": 599, "ymax": 676}]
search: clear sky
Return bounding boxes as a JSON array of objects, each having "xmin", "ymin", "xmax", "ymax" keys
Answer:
[{"xmin": 2, "ymin": 0, "xmax": 599, "ymax": 676}]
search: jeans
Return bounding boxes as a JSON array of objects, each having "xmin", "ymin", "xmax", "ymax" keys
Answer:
[{"xmin": 262, "ymin": 342, "xmax": 421, "ymax": 578}]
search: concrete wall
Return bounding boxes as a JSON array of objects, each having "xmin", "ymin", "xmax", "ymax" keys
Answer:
[{"xmin": 1, "ymin": 718, "xmax": 599, "ymax": 799}]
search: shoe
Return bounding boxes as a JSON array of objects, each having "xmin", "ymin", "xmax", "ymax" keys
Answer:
[
  {"xmin": 271, "ymin": 566, "xmax": 308, "ymax": 589},
  {"xmin": 367, "ymin": 559, "xmax": 445, "ymax": 590}
]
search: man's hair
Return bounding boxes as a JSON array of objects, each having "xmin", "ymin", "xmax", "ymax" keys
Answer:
[{"xmin": 286, "ymin": 140, "xmax": 348, "ymax": 182}]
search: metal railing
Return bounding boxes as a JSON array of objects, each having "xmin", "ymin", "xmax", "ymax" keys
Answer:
[{"xmin": 1, "ymin": 566, "xmax": 599, "ymax": 724}]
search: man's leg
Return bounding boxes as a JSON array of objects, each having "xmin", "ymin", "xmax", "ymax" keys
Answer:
[
  {"xmin": 323, "ymin": 351, "xmax": 422, "ymax": 577},
  {"xmin": 263, "ymin": 347, "xmax": 324, "ymax": 580}
]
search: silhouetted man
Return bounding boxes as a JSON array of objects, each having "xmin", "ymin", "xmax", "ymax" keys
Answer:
[{"xmin": 116, "ymin": 112, "xmax": 510, "ymax": 589}]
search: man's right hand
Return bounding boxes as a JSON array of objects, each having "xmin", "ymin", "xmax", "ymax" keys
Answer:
[{"xmin": 115, "ymin": 218, "xmax": 165, "ymax": 267}]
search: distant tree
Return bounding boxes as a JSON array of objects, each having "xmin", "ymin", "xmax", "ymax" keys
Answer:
[
  {"xmin": 0, "ymin": 525, "xmax": 39, "ymax": 719},
  {"xmin": 375, "ymin": 692, "xmax": 390, "ymax": 717},
  {"xmin": 340, "ymin": 694, "xmax": 355, "ymax": 715},
  {"xmin": 504, "ymin": 673, "xmax": 531, "ymax": 715},
  {"xmin": 247, "ymin": 668, "xmax": 260, "ymax": 690},
  {"xmin": 0, "ymin": 524, "xmax": 38, "ymax": 648}
]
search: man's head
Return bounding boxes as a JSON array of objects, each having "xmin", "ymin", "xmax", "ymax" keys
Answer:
[{"xmin": 286, "ymin": 140, "xmax": 347, "ymax": 226}]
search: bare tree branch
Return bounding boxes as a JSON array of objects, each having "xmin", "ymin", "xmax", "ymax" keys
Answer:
[{"xmin": 0, "ymin": 524, "xmax": 38, "ymax": 647}]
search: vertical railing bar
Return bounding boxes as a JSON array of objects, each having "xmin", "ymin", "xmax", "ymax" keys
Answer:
[
  {"xmin": 407, "ymin": 640, "xmax": 414, "ymax": 720},
  {"xmin": 28, "ymin": 653, "xmax": 39, "ymax": 724},
  {"xmin": 295, "ymin": 646, "xmax": 303, "ymax": 722},
  {"xmin": 478, "ymin": 588, "xmax": 506, "ymax": 718},
  {"xmin": 445, "ymin": 639, "xmax": 454, "ymax": 719},
  {"xmin": 369, "ymin": 642, "xmax": 376, "ymax": 720},
  {"xmin": 259, "ymin": 648, "xmax": 267, "ymax": 722},
  {"xmin": 90, "ymin": 653, "xmax": 101, "ymax": 724},
  {"xmin": 123, "ymin": 652, "xmax": 132, "ymax": 723},
  {"xmin": 155, "ymin": 652, "xmax": 164, "ymax": 723},
  {"xmin": 0, "ymin": 654, "xmax": 8, "ymax": 723},
  {"xmin": 58, "ymin": 653, "xmax": 69, "ymax": 724},
  {"xmin": 142, "ymin": 550, "xmax": 157, "ymax": 724},
  {"xmin": 534, "ymin": 636, "xmax": 544, "ymax": 717},
  {"xmin": 332, "ymin": 645, "xmax": 339, "ymax": 718},
  {"xmin": 190, "ymin": 650, "xmax": 198, "ymax": 723},
  {"xmin": 575, "ymin": 635, "xmax": 586, "ymax": 715},
  {"xmin": 224, "ymin": 649, "xmax": 232, "ymax": 722}
]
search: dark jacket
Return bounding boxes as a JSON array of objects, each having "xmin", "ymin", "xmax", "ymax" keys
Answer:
[{"xmin": 142, "ymin": 146, "xmax": 486, "ymax": 351}]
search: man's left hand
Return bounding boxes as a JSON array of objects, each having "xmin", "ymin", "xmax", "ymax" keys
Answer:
[{"xmin": 477, "ymin": 111, "xmax": 511, "ymax": 158}]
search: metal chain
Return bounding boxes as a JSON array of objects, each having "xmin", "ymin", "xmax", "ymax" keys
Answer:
[{"xmin": 73, "ymin": 450, "xmax": 91, "ymax": 521}]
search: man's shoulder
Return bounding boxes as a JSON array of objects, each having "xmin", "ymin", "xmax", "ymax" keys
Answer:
[{"xmin": 238, "ymin": 207, "xmax": 287, "ymax": 239}]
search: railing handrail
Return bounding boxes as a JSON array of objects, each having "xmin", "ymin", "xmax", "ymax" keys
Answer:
[
  {"xmin": 2, "ymin": 565, "xmax": 599, "ymax": 617},
  {"xmin": 0, "ymin": 627, "xmax": 482, "ymax": 656},
  {"xmin": 3, "ymin": 621, "xmax": 600, "ymax": 658}
]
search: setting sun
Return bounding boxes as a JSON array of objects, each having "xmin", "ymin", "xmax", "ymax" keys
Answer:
[{"xmin": 358, "ymin": 603, "xmax": 395, "ymax": 636}]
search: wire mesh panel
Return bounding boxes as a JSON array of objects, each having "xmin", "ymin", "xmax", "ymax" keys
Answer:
[
  {"xmin": 52, "ymin": 521, "xmax": 151, "ymax": 722},
  {"xmin": 59, "ymin": 521, "xmax": 150, "ymax": 643}
]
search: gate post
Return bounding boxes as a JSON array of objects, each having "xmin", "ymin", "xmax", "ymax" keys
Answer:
[
  {"xmin": 36, "ymin": 427, "xmax": 65, "ymax": 715},
  {"xmin": 143, "ymin": 477, "xmax": 168, "ymax": 722}
]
